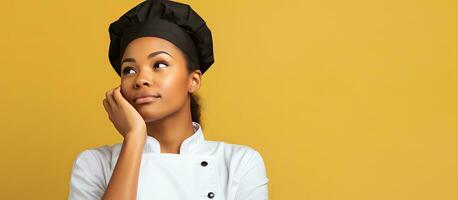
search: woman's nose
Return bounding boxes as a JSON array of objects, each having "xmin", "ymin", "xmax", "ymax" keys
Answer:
[
  {"xmin": 135, "ymin": 79, "xmax": 150, "ymax": 88},
  {"xmin": 134, "ymin": 69, "xmax": 153, "ymax": 88}
]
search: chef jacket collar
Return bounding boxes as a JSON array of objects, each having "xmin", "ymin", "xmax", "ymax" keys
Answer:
[{"xmin": 144, "ymin": 121, "xmax": 205, "ymax": 154}]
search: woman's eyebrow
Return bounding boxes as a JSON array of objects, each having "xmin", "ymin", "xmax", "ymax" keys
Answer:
[
  {"xmin": 148, "ymin": 51, "xmax": 173, "ymax": 59},
  {"xmin": 121, "ymin": 51, "xmax": 173, "ymax": 65}
]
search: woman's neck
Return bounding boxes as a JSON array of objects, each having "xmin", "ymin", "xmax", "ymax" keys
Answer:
[{"xmin": 145, "ymin": 107, "xmax": 195, "ymax": 154}]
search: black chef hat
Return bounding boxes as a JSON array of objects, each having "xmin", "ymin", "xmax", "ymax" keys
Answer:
[{"xmin": 108, "ymin": 0, "xmax": 214, "ymax": 76}]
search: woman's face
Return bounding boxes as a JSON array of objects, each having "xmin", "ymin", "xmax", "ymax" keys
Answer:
[{"xmin": 120, "ymin": 36, "xmax": 201, "ymax": 122}]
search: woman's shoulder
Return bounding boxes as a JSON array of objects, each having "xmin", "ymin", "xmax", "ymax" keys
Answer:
[
  {"xmin": 207, "ymin": 140, "xmax": 266, "ymax": 168},
  {"xmin": 73, "ymin": 144, "xmax": 115, "ymax": 162},
  {"xmin": 206, "ymin": 140, "xmax": 268, "ymax": 182},
  {"xmin": 71, "ymin": 143, "xmax": 120, "ymax": 174},
  {"xmin": 206, "ymin": 138, "xmax": 262, "ymax": 153},
  {"xmin": 208, "ymin": 140, "xmax": 260, "ymax": 155},
  {"xmin": 69, "ymin": 144, "xmax": 119, "ymax": 192}
]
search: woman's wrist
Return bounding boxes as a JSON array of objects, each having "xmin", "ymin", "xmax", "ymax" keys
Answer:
[{"xmin": 124, "ymin": 131, "xmax": 146, "ymax": 145}]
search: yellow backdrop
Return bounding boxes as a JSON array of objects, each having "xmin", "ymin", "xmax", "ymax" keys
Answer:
[{"xmin": 1, "ymin": 0, "xmax": 457, "ymax": 199}]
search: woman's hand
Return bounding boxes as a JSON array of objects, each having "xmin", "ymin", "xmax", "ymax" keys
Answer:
[{"xmin": 102, "ymin": 86, "xmax": 147, "ymax": 140}]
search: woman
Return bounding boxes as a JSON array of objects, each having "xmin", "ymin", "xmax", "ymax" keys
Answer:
[{"xmin": 68, "ymin": 0, "xmax": 269, "ymax": 199}]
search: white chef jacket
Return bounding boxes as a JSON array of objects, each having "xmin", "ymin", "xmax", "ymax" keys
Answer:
[{"xmin": 68, "ymin": 122, "xmax": 269, "ymax": 200}]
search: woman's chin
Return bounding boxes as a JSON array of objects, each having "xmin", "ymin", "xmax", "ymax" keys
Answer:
[
  {"xmin": 141, "ymin": 114, "xmax": 162, "ymax": 123},
  {"xmin": 136, "ymin": 108, "xmax": 163, "ymax": 122},
  {"xmin": 134, "ymin": 101, "xmax": 158, "ymax": 111}
]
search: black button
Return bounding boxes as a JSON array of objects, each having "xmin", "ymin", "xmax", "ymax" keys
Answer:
[
  {"xmin": 207, "ymin": 192, "xmax": 215, "ymax": 199},
  {"xmin": 201, "ymin": 161, "xmax": 208, "ymax": 167}
]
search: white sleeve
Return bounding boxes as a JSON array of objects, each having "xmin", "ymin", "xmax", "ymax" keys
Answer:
[
  {"xmin": 235, "ymin": 150, "xmax": 269, "ymax": 200},
  {"xmin": 68, "ymin": 149, "xmax": 106, "ymax": 200}
]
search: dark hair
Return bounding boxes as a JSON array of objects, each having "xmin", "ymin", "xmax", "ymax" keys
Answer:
[{"xmin": 183, "ymin": 53, "xmax": 203, "ymax": 126}]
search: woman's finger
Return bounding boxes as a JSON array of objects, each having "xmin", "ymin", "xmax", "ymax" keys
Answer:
[
  {"xmin": 102, "ymin": 98, "xmax": 114, "ymax": 122},
  {"xmin": 105, "ymin": 88, "xmax": 116, "ymax": 110},
  {"xmin": 102, "ymin": 98, "xmax": 112, "ymax": 115},
  {"xmin": 113, "ymin": 86, "xmax": 127, "ymax": 107},
  {"xmin": 109, "ymin": 87, "xmax": 118, "ymax": 105}
]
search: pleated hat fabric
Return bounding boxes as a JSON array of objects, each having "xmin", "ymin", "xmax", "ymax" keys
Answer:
[{"xmin": 108, "ymin": 0, "xmax": 214, "ymax": 76}]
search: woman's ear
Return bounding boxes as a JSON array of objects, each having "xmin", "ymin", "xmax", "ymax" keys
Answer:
[{"xmin": 188, "ymin": 70, "xmax": 202, "ymax": 94}]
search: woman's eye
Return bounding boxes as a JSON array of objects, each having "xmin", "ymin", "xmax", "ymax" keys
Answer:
[
  {"xmin": 154, "ymin": 62, "xmax": 168, "ymax": 69},
  {"xmin": 121, "ymin": 62, "xmax": 167, "ymax": 75},
  {"xmin": 122, "ymin": 67, "xmax": 135, "ymax": 75}
]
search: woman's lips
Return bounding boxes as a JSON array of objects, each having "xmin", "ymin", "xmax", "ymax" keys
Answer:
[{"xmin": 134, "ymin": 96, "xmax": 160, "ymax": 104}]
